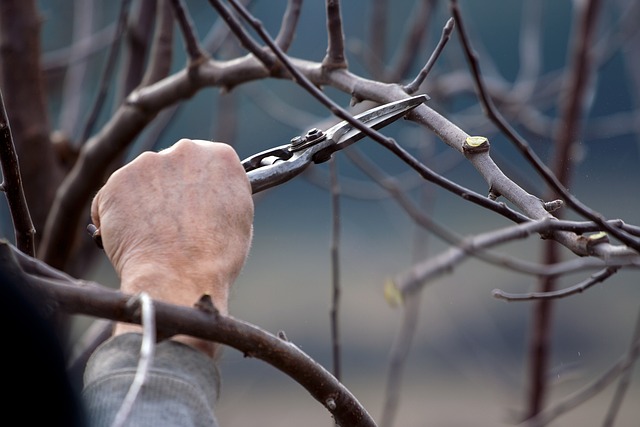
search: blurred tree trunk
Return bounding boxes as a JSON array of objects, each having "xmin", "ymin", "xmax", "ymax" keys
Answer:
[{"xmin": 0, "ymin": 0, "xmax": 64, "ymax": 250}]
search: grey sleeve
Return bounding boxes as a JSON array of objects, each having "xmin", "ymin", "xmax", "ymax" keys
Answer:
[{"xmin": 82, "ymin": 333, "xmax": 220, "ymax": 427}]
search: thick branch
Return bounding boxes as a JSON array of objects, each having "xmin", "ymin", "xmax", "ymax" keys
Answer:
[{"xmin": 0, "ymin": 241, "xmax": 376, "ymax": 427}]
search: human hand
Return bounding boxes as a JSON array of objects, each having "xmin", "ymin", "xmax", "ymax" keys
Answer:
[{"xmin": 91, "ymin": 139, "xmax": 254, "ymax": 356}]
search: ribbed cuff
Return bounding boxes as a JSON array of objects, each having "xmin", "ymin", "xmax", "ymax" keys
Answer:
[{"xmin": 82, "ymin": 333, "xmax": 220, "ymax": 427}]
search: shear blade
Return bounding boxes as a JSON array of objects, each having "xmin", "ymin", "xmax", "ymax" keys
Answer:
[
  {"xmin": 314, "ymin": 94, "xmax": 428, "ymax": 163},
  {"xmin": 245, "ymin": 94, "xmax": 428, "ymax": 193}
]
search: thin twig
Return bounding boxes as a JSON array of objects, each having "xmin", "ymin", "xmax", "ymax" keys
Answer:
[
  {"xmin": 404, "ymin": 17, "xmax": 454, "ymax": 94},
  {"xmin": 274, "ymin": 0, "xmax": 302, "ymax": 51},
  {"xmin": 207, "ymin": 0, "xmax": 275, "ymax": 69},
  {"xmin": 202, "ymin": 0, "xmax": 253, "ymax": 54},
  {"xmin": 602, "ymin": 305, "xmax": 640, "ymax": 427},
  {"xmin": 114, "ymin": 0, "xmax": 157, "ymax": 106},
  {"xmin": 169, "ymin": 0, "xmax": 206, "ymax": 62},
  {"xmin": 140, "ymin": 0, "xmax": 174, "ymax": 87},
  {"xmin": 523, "ymin": 306, "xmax": 640, "ymax": 426},
  {"xmin": 492, "ymin": 267, "xmax": 620, "ymax": 301},
  {"xmin": 323, "ymin": 0, "xmax": 348, "ymax": 70},
  {"xmin": 79, "ymin": 0, "xmax": 132, "ymax": 145},
  {"xmin": 380, "ymin": 290, "xmax": 420, "ymax": 427},
  {"xmin": 43, "ymin": 23, "xmax": 116, "ymax": 73},
  {"xmin": 387, "ymin": 0, "xmax": 435, "ymax": 82},
  {"xmin": 367, "ymin": 0, "xmax": 388, "ymax": 78},
  {"xmin": 380, "ymin": 141, "xmax": 435, "ymax": 427},
  {"xmin": 329, "ymin": 156, "xmax": 342, "ymax": 382},
  {"xmin": 513, "ymin": 0, "xmax": 542, "ymax": 98},
  {"xmin": 59, "ymin": 0, "xmax": 95, "ymax": 141},
  {"xmin": 0, "ymin": 91, "xmax": 35, "ymax": 256}
]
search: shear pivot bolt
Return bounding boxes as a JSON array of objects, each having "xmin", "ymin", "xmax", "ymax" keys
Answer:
[
  {"xmin": 304, "ymin": 128, "xmax": 325, "ymax": 144},
  {"xmin": 306, "ymin": 128, "xmax": 321, "ymax": 137}
]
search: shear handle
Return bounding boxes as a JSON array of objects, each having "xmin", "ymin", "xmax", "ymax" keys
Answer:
[
  {"xmin": 241, "ymin": 145, "xmax": 291, "ymax": 172},
  {"xmin": 246, "ymin": 147, "xmax": 315, "ymax": 193}
]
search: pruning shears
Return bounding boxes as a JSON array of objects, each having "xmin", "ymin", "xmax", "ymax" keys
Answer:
[
  {"xmin": 87, "ymin": 95, "xmax": 427, "ymax": 249},
  {"xmin": 242, "ymin": 94, "xmax": 428, "ymax": 193}
]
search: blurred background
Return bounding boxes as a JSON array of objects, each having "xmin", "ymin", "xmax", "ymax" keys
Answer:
[{"xmin": 14, "ymin": 0, "xmax": 640, "ymax": 425}]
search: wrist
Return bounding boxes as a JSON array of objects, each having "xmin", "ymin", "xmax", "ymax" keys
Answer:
[
  {"xmin": 114, "ymin": 262, "xmax": 230, "ymax": 359},
  {"xmin": 118, "ymin": 261, "xmax": 230, "ymax": 314}
]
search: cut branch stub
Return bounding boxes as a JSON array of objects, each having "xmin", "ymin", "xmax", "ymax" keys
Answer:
[{"xmin": 462, "ymin": 135, "xmax": 490, "ymax": 154}]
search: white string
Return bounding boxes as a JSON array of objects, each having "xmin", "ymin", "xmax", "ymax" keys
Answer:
[{"xmin": 111, "ymin": 292, "xmax": 156, "ymax": 427}]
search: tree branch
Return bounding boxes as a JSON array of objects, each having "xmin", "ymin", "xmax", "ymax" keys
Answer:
[
  {"xmin": 492, "ymin": 267, "xmax": 620, "ymax": 301},
  {"xmin": 390, "ymin": 218, "xmax": 637, "ymax": 300},
  {"xmin": 58, "ymin": 0, "xmax": 96, "ymax": 142},
  {"xmin": 366, "ymin": 0, "xmax": 388, "ymax": 78},
  {"xmin": 0, "ymin": 0, "xmax": 64, "ymax": 243},
  {"xmin": 140, "ymin": 0, "xmax": 174, "ymax": 87},
  {"xmin": 274, "ymin": 0, "xmax": 302, "ymax": 51},
  {"xmin": 522, "ymin": 305, "xmax": 640, "ymax": 426},
  {"xmin": 169, "ymin": 0, "xmax": 206, "ymax": 63},
  {"xmin": 329, "ymin": 156, "xmax": 342, "ymax": 381},
  {"xmin": 449, "ymin": 0, "xmax": 640, "ymax": 253},
  {"xmin": 0, "ymin": 91, "xmax": 35, "ymax": 256},
  {"xmin": 387, "ymin": 0, "xmax": 435, "ymax": 82},
  {"xmin": 602, "ymin": 305, "xmax": 640, "ymax": 426},
  {"xmin": 404, "ymin": 17, "xmax": 455, "ymax": 94},
  {"xmin": 38, "ymin": 0, "xmax": 635, "ymax": 274},
  {"xmin": 322, "ymin": 0, "xmax": 348, "ymax": 70},
  {"xmin": 114, "ymin": 0, "xmax": 157, "ymax": 105},
  {"xmin": 207, "ymin": 0, "xmax": 276, "ymax": 69},
  {"xmin": 79, "ymin": 0, "xmax": 132, "ymax": 145},
  {"xmin": 0, "ymin": 241, "xmax": 376, "ymax": 427}
]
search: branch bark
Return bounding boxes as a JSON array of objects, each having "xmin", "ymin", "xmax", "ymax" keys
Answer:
[
  {"xmin": 0, "ymin": 91, "xmax": 35, "ymax": 256},
  {"xmin": 0, "ymin": 0, "xmax": 64, "ymax": 245},
  {"xmin": 530, "ymin": 0, "xmax": 603, "ymax": 418},
  {"xmin": 323, "ymin": 0, "xmax": 348, "ymax": 70},
  {"xmin": 0, "ymin": 241, "xmax": 376, "ymax": 427}
]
